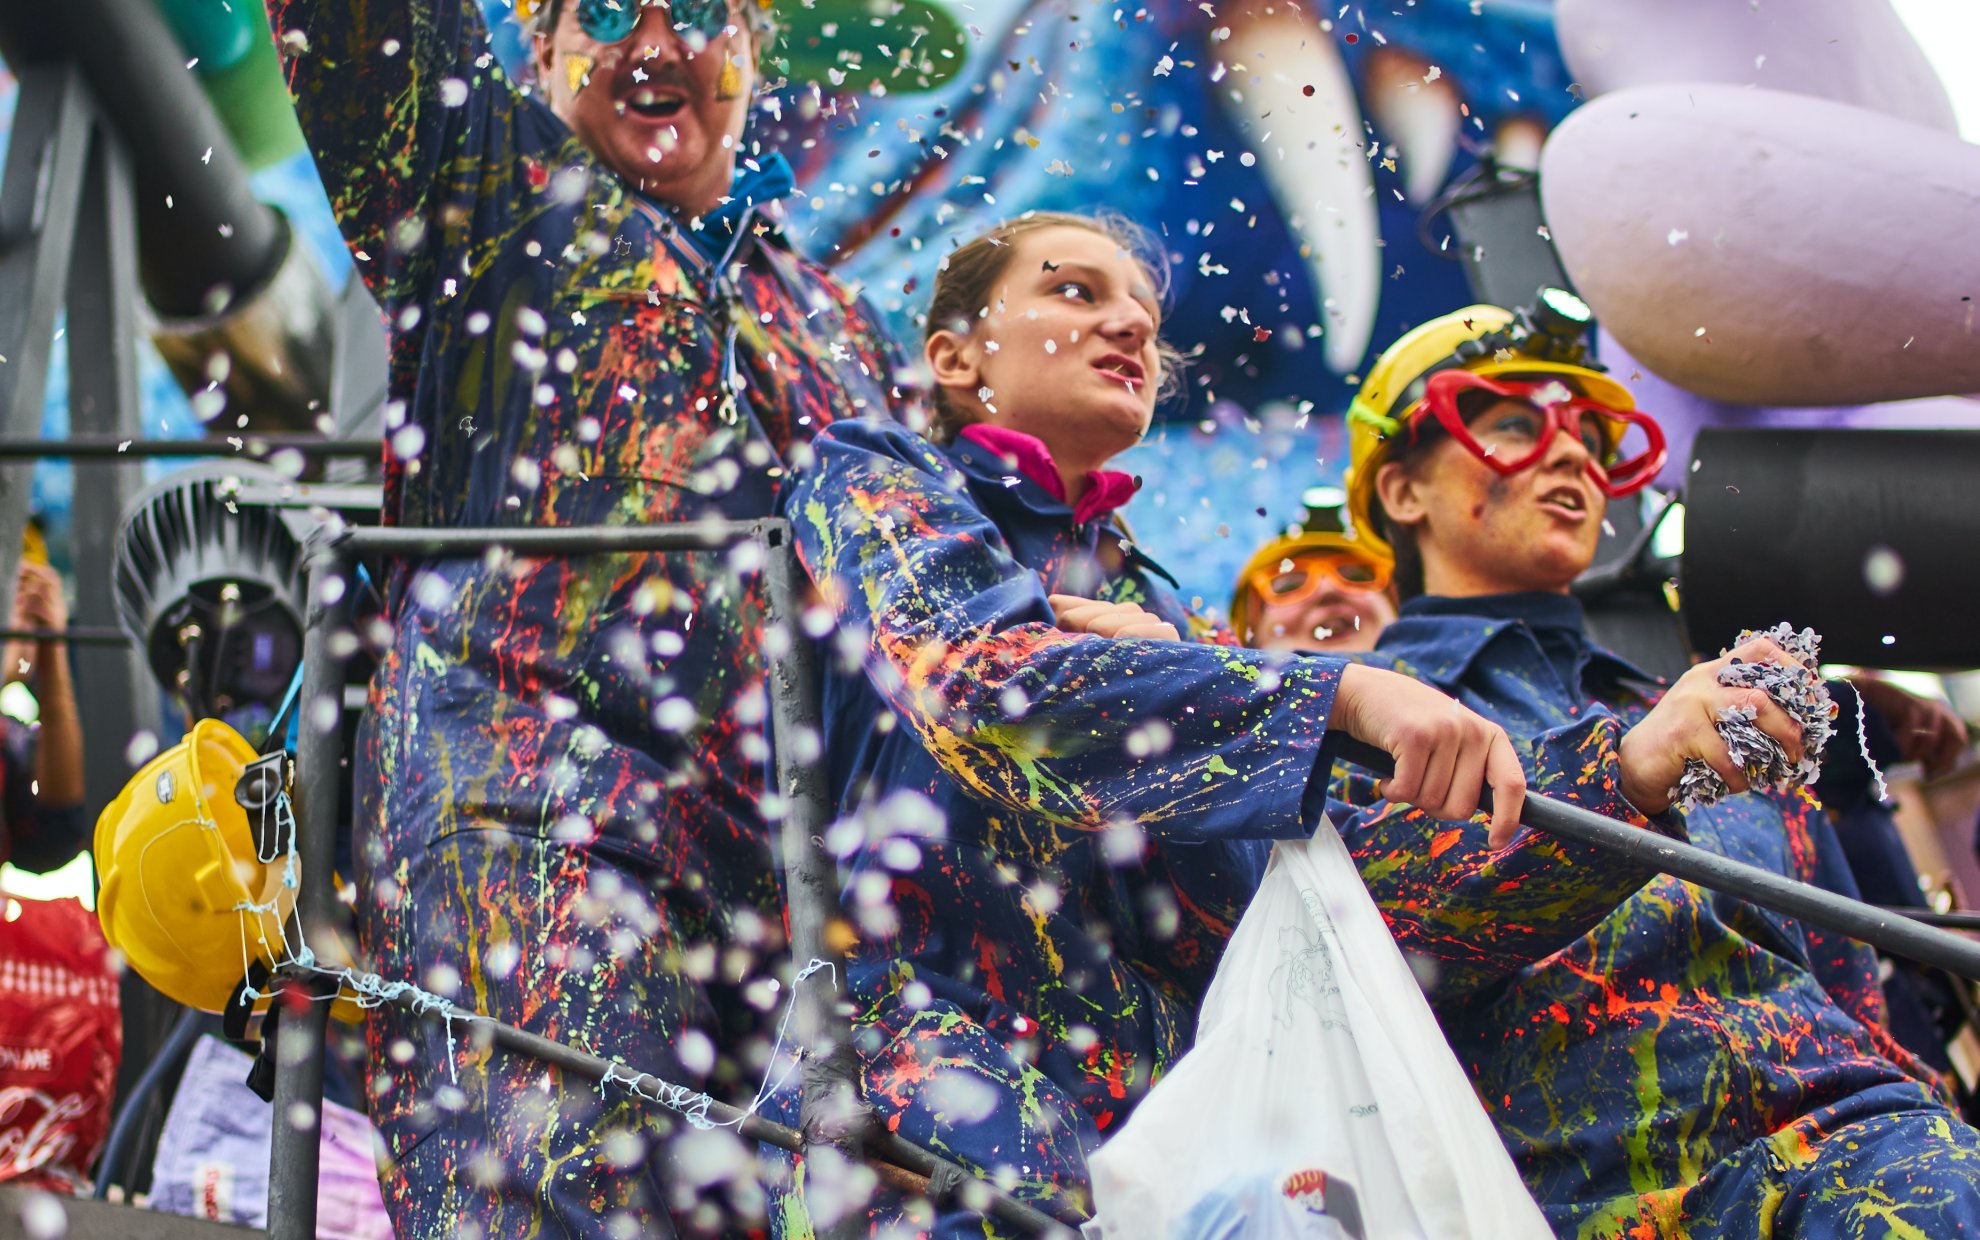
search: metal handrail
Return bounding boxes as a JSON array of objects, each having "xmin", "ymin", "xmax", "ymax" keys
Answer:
[
  {"xmin": 0, "ymin": 435, "xmax": 380, "ymax": 459},
  {"xmin": 373, "ymin": 986, "xmax": 1076, "ymax": 1235},
  {"xmin": 1330, "ymin": 736, "xmax": 1980, "ymax": 982}
]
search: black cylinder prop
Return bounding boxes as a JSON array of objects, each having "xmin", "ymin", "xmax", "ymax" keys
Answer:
[
  {"xmin": 0, "ymin": 0, "xmax": 281, "ymax": 318},
  {"xmin": 1432, "ymin": 163, "xmax": 1575, "ymax": 312},
  {"xmin": 0, "ymin": 0, "xmax": 337, "ymax": 429},
  {"xmin": 1682, "ymin": 428, "xmax": 1980, "ymax": 669}
]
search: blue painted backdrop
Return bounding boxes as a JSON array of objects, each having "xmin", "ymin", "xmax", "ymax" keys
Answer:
[{"xmin": 1, "ymin": 0, "xmax": 1578, "ymax": 610}]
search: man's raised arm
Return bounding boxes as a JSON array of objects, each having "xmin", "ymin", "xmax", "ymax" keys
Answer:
[{"xmin": 269, "ymin": 0, "xmax": 532, "ymax": 312}]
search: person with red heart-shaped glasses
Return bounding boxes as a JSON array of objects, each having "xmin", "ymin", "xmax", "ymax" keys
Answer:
[
  {"xmin": 1331, "ymin": 293, "xmax": 1980, "ymax": 1236},
  {"xmin": 1343, "ymin": 289, "xmax": 1667, "ymax": 598}
]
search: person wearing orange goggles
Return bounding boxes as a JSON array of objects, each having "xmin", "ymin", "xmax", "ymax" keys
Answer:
[{"xmin": 1229, "ymin": 532, "xmax": 1397, "ymax": 653}]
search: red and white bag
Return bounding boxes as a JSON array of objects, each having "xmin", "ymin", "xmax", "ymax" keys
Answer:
[{"xmin": 0, "ymin": 891, "xmax": 122, "ymax": 1193}]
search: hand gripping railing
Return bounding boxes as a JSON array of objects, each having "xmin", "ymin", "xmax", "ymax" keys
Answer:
[
  {"xmin": 1328, "ymin": 735, "xmax": 1980, "ymax": 982},
  {"xmin": 269, "ymin": 519, "xmax": 1081, "ymax": 1240}
]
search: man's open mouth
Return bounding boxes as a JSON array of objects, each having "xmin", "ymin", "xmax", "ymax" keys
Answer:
[{"xmin": 621, "ymin": 88, "xmax": 687, "ymax": 119}]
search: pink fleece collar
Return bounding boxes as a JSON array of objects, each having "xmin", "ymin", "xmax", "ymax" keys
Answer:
[{"xmin": 958, "ymin": 424, "xmax": 1139, "ymax": 523}]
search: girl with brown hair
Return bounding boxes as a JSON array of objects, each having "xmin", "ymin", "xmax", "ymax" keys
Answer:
[{"xmin": 773, "ymin": 212, "xmax": 1525, "ymax": 1235}]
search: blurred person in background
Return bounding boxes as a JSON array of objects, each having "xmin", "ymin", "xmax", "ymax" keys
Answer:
[
  {"xmin": 0, "ymin": 522, "xmax": 110, "ymax": 1198},
  {"xmin": 1812, "ymin": 675, "xmax": 1973, "ymax": 1105},
  {"xmin": 0, "ymin": 520, "xmax": 85, "ymax": 873},
  {"xmin": 1229, "ymin": 530, "xmax": 1397, "ymax": 653}
]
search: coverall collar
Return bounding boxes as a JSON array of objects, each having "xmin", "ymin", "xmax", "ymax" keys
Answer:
[
  {"xmin": 1382, "ymin": 591, "xmax": 1663, "ymax": 698},
  {"xmin": 954, "ymin": 424, "xmax": 1140, "ymax": 525}
]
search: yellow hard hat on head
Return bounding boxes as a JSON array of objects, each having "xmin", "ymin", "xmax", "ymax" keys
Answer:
[
  {"xmin": 1228, "ymin": 531, "xmax": 1392, "ymax": 646},
  {"xmin": 1343, "ymin": 294, "xmax": 1636, "ymax": 562}
]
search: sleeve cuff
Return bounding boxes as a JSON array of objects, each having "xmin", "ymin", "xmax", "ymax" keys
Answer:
[
  {"xmin": 1302, "ymin": 726, "xmax": 1352, "ymax": 832},
  {"xmin": 1529, "ymin": 712, "xmax": 1689, "ymax": 844}
]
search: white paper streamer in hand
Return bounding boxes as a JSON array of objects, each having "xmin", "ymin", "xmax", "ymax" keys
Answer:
[{"xmin": 1672, "ymin": 623, "xmax": 1837, "ymax": 811}]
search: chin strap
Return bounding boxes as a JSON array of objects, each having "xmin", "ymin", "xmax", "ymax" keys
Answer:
[{"xmin": 222, "ymin": 959, "xmax": 282, "ymax": 1102}]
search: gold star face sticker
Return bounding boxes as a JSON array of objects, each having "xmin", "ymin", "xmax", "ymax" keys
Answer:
[{"xmin": 566, "ymin": 52, "xmax": 594, "ymax": 95}]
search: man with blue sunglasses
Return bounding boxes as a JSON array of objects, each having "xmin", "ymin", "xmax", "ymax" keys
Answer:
[
  {"xmin": 267, "ymin": 0, "xmax": 950, "ymax": 1233},
  {"xmin": 523, "ymin": 0, "xmax": 762, "ymax": 215}
]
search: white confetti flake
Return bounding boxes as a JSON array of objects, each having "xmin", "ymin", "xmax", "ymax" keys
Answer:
[{"xmin": 1863, "ymin": 546, "xmax": 1904, "ymax": 596}]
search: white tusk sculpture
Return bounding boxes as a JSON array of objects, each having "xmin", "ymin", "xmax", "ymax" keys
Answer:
[
  {"xmin": 1361, "ymin": 48, "xmax": 1462, "ymax": 203},
  {"xmin": 1219, "ymin": 2, "xmax": 1381, "ymax": 374}
]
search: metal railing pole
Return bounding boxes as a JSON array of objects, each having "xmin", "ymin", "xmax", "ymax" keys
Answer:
[
  {"xmin": 1517, "ymin": 794, "xmax": 1980, "ymax": 980},
  {"xmin": 1331, "ymin": 734, "xmax": 1980, "ymax": 981},
  {"xmin": 1882, "ymin": 908, "xmax": 1980, "ymax": 934},
  {"xmin": 757, "ymin": 520, "xmax": 866, "ymax": 1240},
  {"xmin": 266, "ymin": 552, "xmax": 347, "ymax": 1240},
  {"xmin": 336, "ymin": 521, "xmax": 766, "ymax": 558},
  {"xmin": 376, "ymin": 994, "xmax": 1078, "ymax": 1236},
  {"xmin": 0, "ymin": 626, "xmax": 130, "ymax": 645},
  {"xmin": 0, "ymin": 435, "xmax": 381, "ymax": 458}
]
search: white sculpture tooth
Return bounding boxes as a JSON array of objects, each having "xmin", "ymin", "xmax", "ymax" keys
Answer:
[
  {"xmin": 1492, "ymin": 117, "xmax": 1548, "ymax": 174},
  {"xmin": 1362, "ymin": 48, "xmax": 1461, "ymax": 202},
  {"xmin": 1220, "ymin": 5, "xmax": 1380, "ymax": 374}
]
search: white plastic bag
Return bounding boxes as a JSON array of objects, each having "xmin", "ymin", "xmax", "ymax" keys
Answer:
[{"xmin": 1085, "ymin": 822, "xmax": 1551, "ymax": 1240}]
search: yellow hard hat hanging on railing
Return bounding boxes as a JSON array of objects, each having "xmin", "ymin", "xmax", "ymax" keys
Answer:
[{"xmin": 93, "ymin": 719, "xmax": 360, "ymax": 1024}]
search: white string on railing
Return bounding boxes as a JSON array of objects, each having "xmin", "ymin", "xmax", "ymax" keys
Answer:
[
  {"xmin": 596, "ymin": 1061, "xmax": 722, "ymax": 1130},
  {"xmin": 593, "ymin": 957, "xmax": 835, "ymax": 1131},
  {"xmin": 1855, "ymin": 688, "xmax": 1892, "ymax": 805},
  {"xmin": 223, "ymin": 781, "xmax": 839, "ymax": 1108}
]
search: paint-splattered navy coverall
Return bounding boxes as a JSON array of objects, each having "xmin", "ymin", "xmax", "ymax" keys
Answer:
[
  {"xmin": 1341, "ymin": 593, "xmax": 1980, "ymax": 1239},
  {"xmin": 777, "ymin": 421, "xmax": 1713, "ymax": 1237},
  {"xmin": 274, "ymin": 0, "xmax": 910, "ymax": 1232}
]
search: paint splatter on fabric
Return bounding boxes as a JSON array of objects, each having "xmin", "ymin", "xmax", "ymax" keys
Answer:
[
  {"xmin": 772, "ymin": 423, "xmax": 1971, "ymax": 1239},
  {"xmin": 775, "ymin": 418, "xmax": 1344, "ymax": 1235},
  {"xmin": 272, "ymin": 0, "xmax": 911, "ymax": 1232},
  {"xmin": 1333, "ymin": 592, "xmax": 1980, "ymax": 1239}
]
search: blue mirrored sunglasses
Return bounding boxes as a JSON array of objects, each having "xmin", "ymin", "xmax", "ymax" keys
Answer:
[{"xmin": 576, "ymin": 0, "xmax": 731, "ymax": 45}]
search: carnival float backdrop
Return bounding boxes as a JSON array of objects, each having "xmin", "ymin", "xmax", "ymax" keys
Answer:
[{"xmin": 0, "ymin": 0, "xmax": 1975, "ymax": 608}]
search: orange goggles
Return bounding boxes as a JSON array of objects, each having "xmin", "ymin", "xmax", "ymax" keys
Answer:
[{"xmin": 1248, "ymin": 548, "xmax": 1392, "ymax": 609}]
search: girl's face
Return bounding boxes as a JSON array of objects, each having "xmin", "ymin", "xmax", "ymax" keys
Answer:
[
  {"xmin": 928, "ymin": 225, "xmax": 1163, "ymax": 472},
  {"xmin": 1378, "ymin": 394, "xmax": 1610, "ymax": 597}
]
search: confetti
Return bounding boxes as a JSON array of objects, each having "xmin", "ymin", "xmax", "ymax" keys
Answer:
[
  {"xmin": 1671, "ymin": 624, "xmax": 1837, "ymax": 811},
  {"xmin": 1863, "ymin": 546, "xmax": 1904, "ymax": 596}
]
